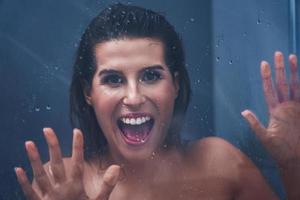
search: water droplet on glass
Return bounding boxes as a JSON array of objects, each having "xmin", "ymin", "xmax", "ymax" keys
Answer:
[
  {"xmin": 257, "ymin": 10, "xmax": 264, "ymax": 25},
  {"xmin": 46, "ymin": 105, "xmax": 51, "ymax": 111},
  {"xmin": 35, "ymin": 107, "xmax": 40, "ymax": 112},
  {"xmin": 216, "ymin": 57, "xmax": 220, "ymax": 62},
  {"xmin": 229, "ymin": 60, "xmax": 233, "ymax": 64},
  {"xmin": 189, "ymin": 18, "xmax": 195, "ymax": 22},
  {"xmin": 242, "ymin": 32, "xmax": 247, "ymax": 37},
  {"xmin": 216, "ymin": 35, "xmax": 224, "ymax": 47},
  {"xmin": 257, "ymin": 19, "xmax": 261, "ymax": 24}
]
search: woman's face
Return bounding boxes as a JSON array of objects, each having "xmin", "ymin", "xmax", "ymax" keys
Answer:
[{"xmin": 86, "ymin": 38, "xmax": 178, "ymax": 161}]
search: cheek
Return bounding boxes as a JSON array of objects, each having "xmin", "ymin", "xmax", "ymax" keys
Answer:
[
  {"xmin": 153, "ymin": 83, "xmax": 177, "ymax": 116},
  {"xmin": 91, "ymin": 88, "xmax": 122, "ymax": 123}
]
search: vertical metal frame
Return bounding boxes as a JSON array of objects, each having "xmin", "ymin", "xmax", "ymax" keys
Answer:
[{"xmin": 289, "ymin": 0, "xmax": 299, "ymax": 54}]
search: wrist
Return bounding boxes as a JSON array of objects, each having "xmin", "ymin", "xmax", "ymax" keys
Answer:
[{"xmin": 278, "ymin": 161, "xmax": 300, "ymax": 200}]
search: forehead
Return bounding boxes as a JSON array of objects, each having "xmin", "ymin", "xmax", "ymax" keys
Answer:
[{"xmin": 93, "ymin": 38, "xmax": 166, "ymax": 67}]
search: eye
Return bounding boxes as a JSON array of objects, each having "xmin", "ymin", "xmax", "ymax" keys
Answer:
[
  {"xmin": 141, "ymin": 69, "xmax": 162, "ymax": 83},
  {"xmin": 101, "ymin": 74, "xmax": 123, "ymax": 86}
]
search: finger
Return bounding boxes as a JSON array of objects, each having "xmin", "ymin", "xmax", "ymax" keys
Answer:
[
  {"xmin": 96, "ymin": 165, "xmax": 120, "ymax": 200},
  {"xmin": 25, "ymin": 141, "xmax": 53, "ymax": 195},
  {"xmin": 274, "ymin": 51, "xmax": 289, "ymax": 102},
  {"xmin": 261, "ymin": 61, "xmax": 279, "ymax": 112},
  {"xmin": 43, "ymin": 128, "xmax": 66, "ymax": 183},
  {"xmin": 241, "ymin": 110, "xmax": 267, "ymax": 142},
  {"xmin": 289, "ymin": 54, "xmax": 300, "ymax": 101},
  {"xmin": 71, "ymin": 129, "xmax": 84, "ymax": 180},
  {"xmin": 15, "ymin": 167, "xmax": 41, "ymax": 200}
]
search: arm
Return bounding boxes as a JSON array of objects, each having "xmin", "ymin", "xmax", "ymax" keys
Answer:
[
  {"xmin": 242, "ymin": 52, "xmax": 300, "ymax": 199},
  {"xmin": 15, "ymin": 128, "xmax": 120, "ymax": 200}
]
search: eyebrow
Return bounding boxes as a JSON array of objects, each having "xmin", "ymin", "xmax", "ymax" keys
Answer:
[
  {"xmin": 143, "ymin": 65, "xmax": 164, "ymax": 71},
  {"xmin": 98, "ymin": 65, "xmax": 165, "ymax": 77},
  {"xmin": 98, "ymin": 69, "xmax": 121, "ymax": 77}
]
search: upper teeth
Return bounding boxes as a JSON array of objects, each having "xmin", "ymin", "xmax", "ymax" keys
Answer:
[{"xmin": 121, "ymin": 116, "xmax": 151, "ymax": 125}]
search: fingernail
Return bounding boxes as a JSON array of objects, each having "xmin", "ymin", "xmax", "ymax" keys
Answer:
[
  {"xmin": 289, "ymin": 54, "xmax": 297, "ymax": 61},
  {"xmin": 73, "ymin": 129, "xmax": 81, "ymax": 139},
  {"xmin": 74, "ymin": 128, "xmax": 82, "ymax": 135},
  {"xmin": 43, "ymin": 127, "xmax": 52, "ymax": 132},
  {"xmin": 261, "ymin": 60, "xmax": 268, "ymax": 66},
  {"xmin": 14, "ymin": 167, "xmax": 18, "ymax": 173},
  {"xmin": 14, "ymin": 167, "xmax": 23, "ymax": 175},
  {"xmin": 73, "ymin": 128, "xmax": 78, "ymax": 134},
  {"xmin": 25, "ymin": 141, "xmax": 35, "ymax": 150},
  {"xmin": 241, "ymin": 110, "xmax": 249, "ymax": 117}
]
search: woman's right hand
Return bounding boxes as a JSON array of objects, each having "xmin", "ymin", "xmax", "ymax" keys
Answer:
[{"xmin": 15, "ymin": 128, "xmax": 120, "ymax": 200}]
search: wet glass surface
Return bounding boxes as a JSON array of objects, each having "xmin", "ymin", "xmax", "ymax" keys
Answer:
[{"xmin": 0, "ymin": 0, "xmax": 299, "ymax": 199}]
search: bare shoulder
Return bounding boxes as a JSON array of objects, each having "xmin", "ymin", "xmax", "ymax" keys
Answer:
[
  {"xmin": 186, "ymin": 137, "xmax": 249, "ymax": 168},
  {"xmin": 184, "ymin": 137, "xmax": 278, "ymax": 199},
  {"xmin": 187, "ymin": 136, "xmax": 237, "ymax": 153}
]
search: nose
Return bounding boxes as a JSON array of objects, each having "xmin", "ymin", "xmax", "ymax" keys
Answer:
[{"xmin": 122, "ymin": 82, "xmax": 146, "ymax": 108}]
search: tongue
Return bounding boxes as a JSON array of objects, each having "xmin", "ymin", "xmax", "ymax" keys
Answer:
[{"xmin": 121, "ymin": 123, "xmax": 151, "ymax": 143}]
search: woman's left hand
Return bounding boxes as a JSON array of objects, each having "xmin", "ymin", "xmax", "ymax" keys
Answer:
[{"xmin": 242, "ymin": 51, "xmax": 300, "ymax": 168}]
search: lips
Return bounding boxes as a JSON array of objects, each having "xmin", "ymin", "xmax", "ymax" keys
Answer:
[{"xmin": 117, "ymin": 114, "xmax": 154, "ymax": 145}]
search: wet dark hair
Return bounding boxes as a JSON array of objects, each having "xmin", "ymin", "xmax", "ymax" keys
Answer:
[{"xmin": 70, "ymin": 3, "xmax": 191, "ymax": 160}]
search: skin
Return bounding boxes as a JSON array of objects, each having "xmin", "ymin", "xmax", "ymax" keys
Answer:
[{"xmin": 15, "ymin": 39, "xmax": 300, "ymax": 200}]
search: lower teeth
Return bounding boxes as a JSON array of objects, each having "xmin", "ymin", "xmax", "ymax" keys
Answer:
[{"xmin": 118, "ymin": 119, "xmax": 153, "ymax": 144}]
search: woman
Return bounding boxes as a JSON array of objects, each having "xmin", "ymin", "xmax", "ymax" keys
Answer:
[{"xmin": 15, "ymin": 3, "xmax": 300, "ymax": 200}]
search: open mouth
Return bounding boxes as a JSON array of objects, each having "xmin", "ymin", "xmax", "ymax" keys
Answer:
[{"xmin": 117, "ymin": 115, "xmax": 154, "ymax": 145}]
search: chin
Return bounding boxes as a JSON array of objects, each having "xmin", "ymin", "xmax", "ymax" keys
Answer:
[{"xmin": 114, "ymin": 139, "xmax": 161, "ymax": 163}]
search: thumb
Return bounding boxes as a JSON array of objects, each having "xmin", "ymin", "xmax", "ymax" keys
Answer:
[
  {"xmin": 241, "ymin": 109, "xmax": 267, "ymax": 142},
  {"xmin": 95, "ymin": 165, "xmax": 120, "ymax": 200}
]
